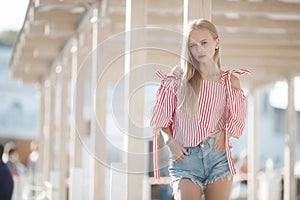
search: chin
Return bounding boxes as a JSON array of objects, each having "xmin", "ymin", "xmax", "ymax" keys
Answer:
[{"xmin": 197, "ymin": 57, "xmax": 209, "ymax": 63}]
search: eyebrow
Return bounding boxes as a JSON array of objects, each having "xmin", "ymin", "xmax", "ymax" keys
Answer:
[{"xmin": 189, "ymin": 39, "xmax": 208, "ymax": 43}]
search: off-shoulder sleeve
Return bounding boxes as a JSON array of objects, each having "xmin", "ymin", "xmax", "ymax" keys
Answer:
[
  {"xmin": 150, "ymin": 71, "xmax": 178, "ymax": 128},
  {"xmin": 222, "ymin": 69, "xmax": 250, "ymax": 138},
  {"xmin": 226, "ymin": 88, "xmax": 246, "ymax": 138},
  {"xmin": 221, "ymin": 69, "xmax": 250, "ymax": 176},
  {"xmin": 150, "ymin": 70, "xmax": 179, "ymax": 179}
]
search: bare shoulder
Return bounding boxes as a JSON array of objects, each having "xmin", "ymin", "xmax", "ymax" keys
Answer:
[
  {"xmin": 221, "ymin": 70, "xmax": 241, "ymax": 89},
  {"xmin": 171, "ymin": 65, "xmax": 183, "ymax": 77},
  {"xmin": 230, "ymin": 74, "xmax": 241, "ymax": 89}
]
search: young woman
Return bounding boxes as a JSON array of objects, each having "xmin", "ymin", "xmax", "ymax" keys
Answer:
[{"xmin": 150, "ymin": 19, "xmax": 250, "ymax": 200}]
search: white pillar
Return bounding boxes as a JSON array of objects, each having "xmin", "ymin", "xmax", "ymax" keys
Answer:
[
  {"xmin": 183, "ymin": 0, "xmax": 212, "ymax": 27},
  {"xmin": 43, "ymin": 76, "xmax": 56, "ymax": 182},
  {"xmin": 89, "ymin": 6, "xmax": 107, "ymax": 200},
  {"xmin": 57, "ymin": 66, "xmax": 69, "ymax": 200},
  {"xmin": 124, "ymin": 0, "xmax": 147, "ymax": 199},
  {"xmin": 42, "ymin": 80, "xmax": 50, "ymax": 181},
  {"xmin": 37, "ymin": 84, "xmax": 45, "ymax": 175},
  {"xmin": 247, "ymin": 90, "xmax": 259, "ymax": 200},
  {"xmin": 69, "ymin": 38, "xmax": 85, "ymax": 200},
  {"xmin": 69, "ymin": 168, "xmax": 84, "ymax": 200},
  {"xmin": 49, "ymin": 74, "xmax": 56, "ymax": 179},
  {"xmin": 284, "ymin": 76, "xmax": 296, "ymax": 200},
  {"xmin": 70, "ymin": 38, "xmax": 83, "ymax": 169},
  {"xmin": 110, "ymin": 163, "xmax": 127, "ymax": 200}
]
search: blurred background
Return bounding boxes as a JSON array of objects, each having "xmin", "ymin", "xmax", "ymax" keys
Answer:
[{"xmin": 0, "ymin": 0, "xmax": 300, "ymax": 200}]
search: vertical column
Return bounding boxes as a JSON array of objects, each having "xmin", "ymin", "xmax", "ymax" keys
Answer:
[
  {"xmin": 70, "ymin": 38, "xmax": 83, "ymax": 169},
  {"xmin": 183, "ymin": 0, "xmax": 212, "ymax": 27},
  {"xmin": 49, "ymin": 73, "xmax": 58, "ymax": 199},
  {"xmin": 43, "ymin": 76, "xmax": 55, "ymax": 182},
  {"xmin": 284, "ymin": 76, "xmax": 296, "ymax": 200},
  {"xmin": 247, "ymin": 90, "xmax": 259, "ymax": 200},
  {"xmin": 89, "ymin": 6, "xmax": 107, "ymax": 200},
  {"xmin": 57, "ymin": 66, "xmax": 69, "ymax": 200},
  {"xmin": 42, "ymin": 80, "xmax": 49, "ymax": 181},
  {"xmin": 37, "ymin": 84, "xmax": 45, "ymax": 175},
  {"xmin": 50, "ymin": 74, "xmax": 56, "ymax": 177},
  {"xmin": 125, "ymin": 0, "xmax": 146, "ymax": 199}
]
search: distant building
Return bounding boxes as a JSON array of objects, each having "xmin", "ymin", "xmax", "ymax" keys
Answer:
[{"xmin": 0, "ymin": 44, "xmax": 38, "ymax": 139}]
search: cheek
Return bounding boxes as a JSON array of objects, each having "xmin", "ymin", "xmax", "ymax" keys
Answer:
[
  {"xmin": 189, "ymin": 48, "xmax": 198, "ymax": 58},
  {"xmin": 206, "ymin": 47, "xmax": 216, "ymax": 57}
]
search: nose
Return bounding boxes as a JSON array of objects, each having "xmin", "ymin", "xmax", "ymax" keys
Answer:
[{"xmin": 196, "ymin": 44, "xmax": 204, "ymax": 52}]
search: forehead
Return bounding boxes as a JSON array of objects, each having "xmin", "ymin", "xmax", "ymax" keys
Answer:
[{"xmin": 189, "ymin": 29, "xmax": 213, "ymax": 42}]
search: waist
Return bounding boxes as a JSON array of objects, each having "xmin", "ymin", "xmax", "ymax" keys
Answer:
[{"xmin": 172, "ymin": 129, "xmax": 223, "ymax": 147}]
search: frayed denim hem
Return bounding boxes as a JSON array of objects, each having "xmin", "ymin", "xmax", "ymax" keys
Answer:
[
  {"xmin": 206, "ymin": 172, "xmax": 232, "ymax": 186},
  {"xmin": 170, "ymin": 175, "xmax": 205, "ymax": 191}
]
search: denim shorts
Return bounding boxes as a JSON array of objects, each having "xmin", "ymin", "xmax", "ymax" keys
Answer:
[{"xmin": 168, "ymin": 137, "xmax": 231, "ymax": 191}]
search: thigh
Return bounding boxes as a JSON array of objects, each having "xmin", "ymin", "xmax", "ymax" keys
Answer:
[
  {"xmin": 172, "ymin": 178, "xmax": 202, "ymax": 200},
  {"xmin": 205, "ymin": 176, "xmax": 233, "ymax": 200}
]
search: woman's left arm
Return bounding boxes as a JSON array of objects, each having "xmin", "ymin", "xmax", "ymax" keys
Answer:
[{"xmin": 226, "ymin": 75, "xmax": 247, "ymax": 138}]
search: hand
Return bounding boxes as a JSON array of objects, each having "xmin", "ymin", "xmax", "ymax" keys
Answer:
[
  {"xmin": 166, "ymin": 138, "xmax": 189, "ymax": 161},
  {"xmin": 214, "ymin": 130, "xmax": 226, "ymax": 151}
]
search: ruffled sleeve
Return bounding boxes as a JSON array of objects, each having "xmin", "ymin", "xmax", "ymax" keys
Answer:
[
  {"xmin": 226, "ymin": 88, "xmax": 246, "ymax": 138},
  {"xmin": 221, "ymin": 69, "xmax": 250, "ymax": 138},
  {"xmin": 150, "ymin": 70, "xmax": 179, "ymax": 179},
  {"xmin": 221, "ymin": 69, "xmax": 250, "ymax": 175}
]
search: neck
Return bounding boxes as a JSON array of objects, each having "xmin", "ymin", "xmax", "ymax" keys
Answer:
[{"xmin": 199, "ymin": 62, "xmax": 219, "ymax": 78}]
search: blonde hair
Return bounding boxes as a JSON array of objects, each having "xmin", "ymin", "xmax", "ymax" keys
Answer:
[{"xmin": 177, "ymin": 19, "xmax": 221, "ymax": 115}]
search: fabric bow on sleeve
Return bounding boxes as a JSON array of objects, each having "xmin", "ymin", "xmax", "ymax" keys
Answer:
[
  {"xmin": 221, "ymin": 68, "xmax": 250, "ymax": 175},
  {"xmin": 150, "ymin": 70, "xmax": 179, "ymax": 179}
]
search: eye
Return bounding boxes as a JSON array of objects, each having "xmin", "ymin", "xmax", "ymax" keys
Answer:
[
  {"xmin": 201, "ymin": 41, "xmax": 208, "ymax": 46},
  {"xmin": 189, "ymin": 43, "xmax": 197, "ymax": 49}
]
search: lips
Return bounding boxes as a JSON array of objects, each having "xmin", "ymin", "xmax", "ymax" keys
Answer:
[{"xmin": 197, "ymin": 55, "xmax": 206, "ymax": 59}]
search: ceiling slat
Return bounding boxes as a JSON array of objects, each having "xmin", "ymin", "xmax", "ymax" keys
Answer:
[{"xmin": 213, "ymin": 0, "xmax": 300, "ymax": 16}]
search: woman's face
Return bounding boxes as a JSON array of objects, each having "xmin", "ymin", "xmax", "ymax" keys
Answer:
[{"xmin": 188, "ymin": 29, "xmax": 219, "ymax": 64}]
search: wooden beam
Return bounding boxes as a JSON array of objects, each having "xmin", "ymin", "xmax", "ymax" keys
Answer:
[
  {"xmin": 220, "ymin": 31, "xmax": 300, "ymax": 46},
  {"xmin": 20, "ymin": 46, "xmax": 59, "ymax": 59},
  {"xmin": 147, "ymin": 0, "xmax": 182, "ymax": 10},
  {"xmin": 10, "ymin": 73, "xmax": 41, "ymax": 84},
  {"xmin": 222, "ymin": 46, "xmax": 300, "ymax": 58},
  {"xmin": 213, "ymin": 14, "xmax": 300, "ymax": 30},
  {"xmin": 34, "ymin": 9, "xmax": 81, "ymax": 24},
  {"xmin": 147, "ymin": 12, "xmax": 182, "ymax": 26},
  {"xmin": 25, "ymin": 35, "xmax": 64, "ymax": 47},
  {"xmin": 35, "ymin": 1, "xmax": 87, "ymax": 13},
  {"xmin": 46, "ymin": 22, "xmax": 76, "ymax": 35},
  {"xmin": 222, "ymin": 56, "xmax": 300, "ymax": 68},
  {"xmin": 213, "ymin": 0, "xmax": 300, "ymax": 16}
]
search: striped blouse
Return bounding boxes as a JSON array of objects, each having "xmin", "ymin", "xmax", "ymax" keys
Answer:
[{"xmin": 150, "ymin": 69, "xmax": 250, "ymax": 179}]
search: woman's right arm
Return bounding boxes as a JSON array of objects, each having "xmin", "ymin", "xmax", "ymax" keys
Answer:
[
  {"xmin": 161, "ymin": 126, "xmax": 173, "ymax": 144},
  {"xmin": 161, "ymin": 126, "xmax": 189, "ymax": 161}
]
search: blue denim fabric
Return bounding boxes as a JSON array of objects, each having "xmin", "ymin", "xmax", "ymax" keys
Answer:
[{"xmin": 168, "ymin": 137, "xmax": 231, "ymax": 191}]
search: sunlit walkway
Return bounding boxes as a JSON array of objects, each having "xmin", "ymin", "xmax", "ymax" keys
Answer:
[{"xmin": 6, "ymin": 0, "xmax": 300, "ymax": 199}]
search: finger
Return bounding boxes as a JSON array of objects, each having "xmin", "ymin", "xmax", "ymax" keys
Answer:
[
  {"xmin": 178, "ymin": 153, "xmax": 184, "ymax": 160},
  {"xmin": 215, "ymin": 145, "xmax": 225, "ymax": 151},
  {"xmin": 182, "ymin": 148, "xmax": 189, "ymax": 155},
  {"xmin": 175, "ymin": 153, "xmax": 184, "ymax": 161},
  {"xmin": 172, "ymin": 155, "xmax": 178, "ymax": 161},
  {"xmin": 214, "ymin": 144, "xmax": 220, "ymax": 150}
]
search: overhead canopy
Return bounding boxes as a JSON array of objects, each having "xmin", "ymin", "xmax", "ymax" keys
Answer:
[{"xmin": 9, "ymin": 0, "xmax": 300, "ymax": 89}]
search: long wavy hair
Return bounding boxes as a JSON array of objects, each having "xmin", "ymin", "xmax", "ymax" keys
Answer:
[{"xmin": 176, "ymin": 19, "xmax": 221, "ymax": 115}]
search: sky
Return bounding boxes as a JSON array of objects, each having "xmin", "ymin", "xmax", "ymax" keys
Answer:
[{"xmin": 0, "ymin": 0, "xmax": 29, "ymax": 31}]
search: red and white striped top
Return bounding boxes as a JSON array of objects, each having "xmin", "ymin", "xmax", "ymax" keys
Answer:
[{"xmin": 150, "ymin": 69, "xmax": 250, "ymax": 179}]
